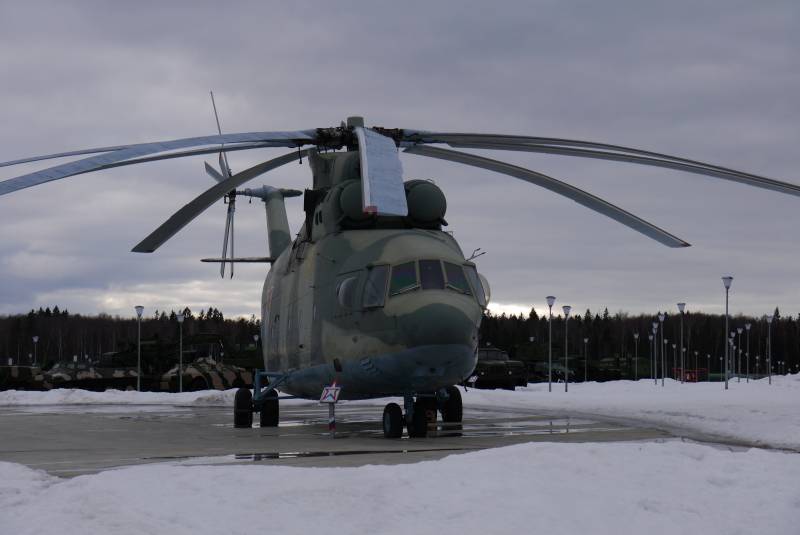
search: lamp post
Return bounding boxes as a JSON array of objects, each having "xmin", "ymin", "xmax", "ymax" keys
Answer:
[
  {"xmin": 32, "ymin": 336, "xmax": 39, "ymax": 366},
  {"xmin": 736, "ymin": 327, "xmax": 743, "ymax": 383},
  {"xmin": 706, "ymin": 353, "xmax": 710, "ymax": 382},
  {"xmin": 766, "ymin": 315, "xmax": 773, "ymax": 385},
  {"xmin": 563, "ymin": 305, "xmax": 571, "ymax": 392},
  {"xmin": 546, "ymin": 296, "xmax": 556, "ymax": 393},
  {"xmin": 677, "ymin": 303, "xmax": 686, "ymax": 382},
  {"xmin": 176, "ymin": 313, "xmax": 185, "ymax": 393},
  {"xmin": 135, "ymin": 305, "xmax": 144, "ymax": 392},
  {"xmin": 651, "ymin": 322, "xmax": 658, "ymax": 384},
  {"xmin": 672, "ymin": 343, "xmax": 676, "ymax": 380},
  {"xmin": 648, "ymin": 334, "xmax": 653, "ymax": 382},
  {"xmin": 693, "ymin": 350, "xmax": 698, "ymax": 379},
  {"xmin": 583, "ymin": 337, "xmax": 589, "ymax": 382},
  {"xmin": 722, "ymin": 276, "xmax": 733, "ymax": 390},
  {"xmin": 661, "ymin": 337, "xmax": 667, "ymax": 387},
  {"xmin": 633, "ymin": 332, "xmax": 640, "ymax": 380},
  {"xmin": 756, "ymin": 355, "xmax": 760, "ymax": 376},
  {"xmin": 745, "ymin": 323, "xmax": 751, "ymax": 383}
]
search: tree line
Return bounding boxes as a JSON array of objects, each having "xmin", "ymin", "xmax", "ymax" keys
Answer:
[{"xmin": 0, "ymin": 306, "xmax": 260, "ymax": 366}]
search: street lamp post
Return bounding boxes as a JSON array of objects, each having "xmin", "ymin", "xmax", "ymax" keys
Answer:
[
  {"xmin": 135, "ymin": 305, "xmax": 144, "ymax": 392},
  {"xmin": 722, "ymin": 276, "xmax": 733, "ymax": 390},
  {"xmin": 648, "ymin": 334, "xmax": 653, "ymax": 382},
  {"xmin": 583, "ymin": 337, "xmax": 589, "ymax": 382},
  {"xmin": 745, "ymin": 323, "xmax": 752, "ymax": 383},
  {"xmin": 736, "ymin": 327, "xmax": 743, "ymax": 383},
  {"xmin": 546, "ymin": 296, "xmax": 556, "ymax": 393},
  {"xmin": 766, "ymin": 315, "xmax": 773, "ymax": 385},
  {"xmin": 672, "ymin": 343, "xmax": 676, "ymax": 380},
  {"xmin": 176, "ymin": 313, "xmax": 185, "ymax": 393},
  {"xmin": 658, "ymin": 312, "xmax": 665, "ymax": 386},
  {"xmin": 677, "ymin": 303, "xmax": 686, "ymax": 383},
  {"xmin": 563, "ymin": 305, "xmax": 572, "ymax": 392},
  {"xmin": 633, "ymin": 332, "xmax": 640, "ymax": 380},
  {"xmin": 693, "ymin": 350, "xmax": 698, "ymax": 379},
  {"xmin": 706, "ymin": 353, "xmax": 711, "ymax": 382},
  {"xmin": 651, "ymin": 322, "xmax": 659, "ymax": 385},
  {"xmin": 32, "ymin": 336, "xmax": 39, "ymax": 366}
]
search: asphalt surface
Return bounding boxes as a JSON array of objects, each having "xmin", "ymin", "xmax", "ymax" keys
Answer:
[{"xmin": 0, "ymin": 402, "xmax": 672, "ymax": 477}]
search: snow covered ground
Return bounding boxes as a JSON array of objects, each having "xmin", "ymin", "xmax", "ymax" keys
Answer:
[
  {"xmin": 1, "ymin": 376, "xmax": 799, "ymax": 534},
  {"xmin": 1, "ymin": 441, "xmax": 798, "ymax": 535},
  {"xmin": 2, "ymin": 373, "xmax": 797, "ymax": 449}
]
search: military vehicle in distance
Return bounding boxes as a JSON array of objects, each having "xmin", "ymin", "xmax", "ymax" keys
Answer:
[
  {"xmin": 470, "ymin": 347, "xmax": 527, "ymax": 390},
  {"xmin": 43, "ymin": 361, "xmax": 139, "ymax": 391},
  {"xmin": 0, "ymin": 365, "xmax": 44, "ymax": 390},
  {"xmin": 158, "ymin": 357, "xmax": 252, "ymax": 392}
]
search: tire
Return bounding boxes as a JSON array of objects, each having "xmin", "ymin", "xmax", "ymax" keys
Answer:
[
  {"xmin": 440, "ymin": 385, "xmax": 463, "ymax": 423},
  {"xmin": 383, "ymin": 403, "xmax": 403, "ymax": 438},
  {"xmin": 259, "ymin": 391, "xmax": 279, "ymax": 427},
  {"xmin": 188, "ymin": 377, "xmax": 208, "ymax": 392},
  {"xmin": 233, "ymin": 388, "xmax": 253, "ymax": 428},
  {"xmin": 407, "ymin": 401, "xmax": 428, "ymax": 438}
]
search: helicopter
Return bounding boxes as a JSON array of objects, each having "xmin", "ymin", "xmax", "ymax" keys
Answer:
[{"xmin": 2, "ymin": 113, "xmax": 799, "ymax": 438}]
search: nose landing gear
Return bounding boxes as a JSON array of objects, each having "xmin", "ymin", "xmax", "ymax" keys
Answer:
[{"xmin": 381, "ymin": 386, "xmax": 463, "ymax": 438}]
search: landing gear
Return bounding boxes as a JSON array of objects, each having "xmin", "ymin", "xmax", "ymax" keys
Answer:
[
  {"xmin": 259, "ymin": 390, "xmax": 279, "ymax": 427},
  {"xmin": 233, "ymin": 388, "xmax": 253, "ymax": 428},
  {"xmin": 407, "ymin": 400, "xmax": 429, "ymax": 438},
  {"xmin": 439, "ymin": 385, "xmax": 463, "ymax": 423},
  {"xmin": 382, "ymin": 403, "xmax": 404, "ymax": 438}
]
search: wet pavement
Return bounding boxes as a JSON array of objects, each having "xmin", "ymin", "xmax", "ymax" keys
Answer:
[{"xmin": 0, "ymin": 403, "xmax": 672, "ymax": 476}]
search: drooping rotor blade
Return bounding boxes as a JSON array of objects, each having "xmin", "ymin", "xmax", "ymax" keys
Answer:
[
  {"xmin": 0, "ymin": 130, "xmax": 314, "ymax": 196},
  {"xmin": 132, "ymin": 149, "xmax": 309, "ymax": 253},
  {"xmin": 201, "ymin": 257, "xmax": 274, "ymax": 263},
  {"xmin": 0, "ymin": 144, "xmax": 128, "ymax": 168},
  {"xmin": 404, "ymin": 145, "xmax": 690, "ymax": 248},
  {"xmin": 355, "ymin": 127, "xmax": 408, "ymax": 216},
  {"xmin": 407, "ymin": 133, "xmax": 800, "ymax": 198},
  {"xmin": 205, "ymin": 162, "xmax": 225, "ymax": 183}
]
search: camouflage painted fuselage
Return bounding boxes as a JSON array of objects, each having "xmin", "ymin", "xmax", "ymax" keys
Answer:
[{"xmin": 259, "ymin": 150, "xmax": 484, "ymax": 400}]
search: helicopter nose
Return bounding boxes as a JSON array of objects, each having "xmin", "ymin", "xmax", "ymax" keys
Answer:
[{"xmin": 398, "ymin": 302, "xmax": 479, "ymax": 348}]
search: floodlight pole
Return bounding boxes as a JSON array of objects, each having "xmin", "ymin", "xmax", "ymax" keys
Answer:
[
  {"xmin": 135, "ymin": 305, "xmax": 144, "ymax": 392},
  {"xmin": 677, "ymin": 303, "xmax": 686, "ymax": 383},
  {"xmin": 633, "ymin": 332, "xmax": 640, "ymax": 380},
  {"xmin": 722, "ymin": 276, "xmax": 732, "ymax": 390},
  {"xmin": 563, "ymin": 305, "xmax": 571, "ymax": 392},
  {"xmin": 32, "ymin": 336, "xmax": 39, "ymax": 366},
  {"xmin": 658, "ymin": 312, "xmax": 665, "ymax": 386},
  {"xmin": 766, "ymin": 315, "xmax": 773, "ymax": 385},
  {"xmin": 736, "ymin": 327, "xmax": 743, "ymax": 383},
  {"xmin": 546, "ymin": 296, "xmax": 555, "ymax": 393},
  {"xmin": 176, "ymin": 313, "xmax": 185, "ymax": 393},
  {"xmin": 745, "ymin": 323, "xmax": 751, "ymax": 383},
  {"xmin": 706, "ymin": 354, "xmax": 711, "ymax": 381},
  {"xmin": 651, "ymin": 322, "xmax": 658, "ymax": 385}
]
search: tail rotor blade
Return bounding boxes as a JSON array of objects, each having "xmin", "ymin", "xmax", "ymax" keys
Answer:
[
  {"xmin": 229, "ymin": 198, "xmax": 235, "ymax": 279},
  {"xmin": 205, "ymin": 161, "xmax": 225, "ymax": 183},
  {"xmin": 220, "ymin": 202, "xmax": 233, "ymax": 278}
]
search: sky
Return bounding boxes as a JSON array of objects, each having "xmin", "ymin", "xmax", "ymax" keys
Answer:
[{"xmin": 0, "ymin": 1, "xmax": 798, "ymax": 320}]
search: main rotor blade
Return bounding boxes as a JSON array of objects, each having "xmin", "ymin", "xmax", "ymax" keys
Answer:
[
  {"xmin": 409, "ymin": 133, "xmax": 800, "ymax": 198},
  {"xmin": 404, "ymin": 145, "xmax": 690, "ymax": 248},
  {"xmin": 0, "ymin": 130, "xmax": 314, "ymax": 196},
  {"xmin": 132, "ymin": 149, "xmax": 308, "ymax": 253}
]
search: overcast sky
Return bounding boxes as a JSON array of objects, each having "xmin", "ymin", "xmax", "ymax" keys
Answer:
[{"xmin": 0, "ymin": 1, "xmax": 798, "ymax": 320}]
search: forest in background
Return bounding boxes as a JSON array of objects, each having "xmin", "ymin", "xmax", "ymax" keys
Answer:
[{"xmin": 1, "ymin": 305, "xmax": 798, "ymax": 376}]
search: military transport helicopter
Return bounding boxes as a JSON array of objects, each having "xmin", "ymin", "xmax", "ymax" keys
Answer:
[{"xmin": 2, "ymin": 114, "xmax": 799, "ymax": 438}]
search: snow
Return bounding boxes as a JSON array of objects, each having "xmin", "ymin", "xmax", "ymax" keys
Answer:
[
  {"xmin": 0, "ymin": 441, "xmax": 798, "ymax": 535},
  {"xmin": 2, "ymin": 373, "xmax": 798, "ymax": 449},
  {"xmin": 460, "ymin": 374, "xmax": 800, "ymax": 450}
]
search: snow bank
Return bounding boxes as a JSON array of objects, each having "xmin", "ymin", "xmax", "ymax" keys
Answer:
[
  {"xmin": 1, "ymin": 441, "xmax": 797, "ymax": 535},
  {"xmin": 461, "ymin": 374, "xmax": 800, "ymax": 450}
]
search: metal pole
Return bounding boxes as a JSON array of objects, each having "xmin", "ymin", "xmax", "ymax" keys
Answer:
[
  {"xmin": 736, "ymin": 329, "xmax": 742, "ymax": 383},
  {"xmin": 583, "ymin": 338, "xmax": 588, "ymax": 382},
  {"xmin": 724, "ymin": 288, "xmax": 729, "ymax": 390},
  {"xmin": 548, "ymin": 304, "xmax": 553, "ymax": 393},
  {"xmin": 661, "ymin": 339, "xmax": 665, "ymax": 387},
  {"xmin": 706, "ymin": 354, "xmax": 710, "ymax": 382},
  {"xmin": 179, "ymin": 320, "xmax": 183, "ymax": 393},
  {"xmin": 680, "ymin": 310, "xmax": 684, "ymax": 383},
  {"xmin": 745, "ymin": 324, "xmax": 751, "ymax": 383},
  {"xmin": 137, "ymin": 317, "xmax": 141, "ymax": 392},
  {"xmin": 565, "ymin": 318, "xmax": 569, "ymax": 393},
  {"xmin": 767, "ymin": 317, "xmax": 772, "ymax": 385},
  {"xmin": 634, "ymin": 333, "xmax": 639, "ymax": 380}
]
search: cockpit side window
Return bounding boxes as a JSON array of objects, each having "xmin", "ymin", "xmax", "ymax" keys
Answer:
[
  {"xmin": 464, "ymin": 265, "xmax": 487, "ymax": 307},
  {"xmin": 389, "ymin": 261, "xmax": 419, "ymax": 296},
  {"xmin": 363, "ymin": 265, "xmax": 389, "ymax": 308},
  {"xmin": 443, "ymin": 262, "xmax": 472, "ymax": 295},
  {"xmin": 419, "ymin": 260, "xmax": 445, "ymax": 290}
]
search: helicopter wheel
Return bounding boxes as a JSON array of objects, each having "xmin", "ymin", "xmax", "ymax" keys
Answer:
[
  {"xmin": 233, "ymin": 388, "xmax": 253, "ymax": 428},
  {"xmin": 407, "ymin": 400, "xmax": 429, "ymax": 438},
  {"xmin": 259, "ymin": 390, "xmax": 279, "ymax": 427},
  {"xmin": 440, "ymin": 385, "xmax": 463, "ymax": 423},
  {"xmin": 382, "ymin": 403, "xmax": 403, "ymax": 438}
]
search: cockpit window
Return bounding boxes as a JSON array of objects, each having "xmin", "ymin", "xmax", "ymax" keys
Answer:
[
  {"xmin": 389, "ymin": 261, "xmax": 419, "ymax": 296},
  {"xmin": 464, "ymin": 265, "xmax": 486, "ymax": 307},
  {"xmin": 363, "ymin": 265, "xmax": 389, "ymax": 308},
  {"xmin": 419, "ymin": 260, "xmax": 445, "ymax": 290},
  {"xmin": 443, "ymin": 262, "xmax": 472, "ymax": 295}
]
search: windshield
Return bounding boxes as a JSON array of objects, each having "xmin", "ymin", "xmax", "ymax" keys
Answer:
[
  {"xmin": 419, "ymin": 259, "xmax": 445, "ymax": 290},
  {"xmin": 444, "ymin": 262, "xmax": 472, "ymax": 295},
  {"xmin": 363, "ymin": 265, "xmax": 389, "ymax": 307},
  {"xmin": 389, "ymin": 262, "xmax": 418, "ymax": 295}
]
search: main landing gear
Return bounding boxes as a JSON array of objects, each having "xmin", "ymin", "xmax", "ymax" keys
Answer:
[
  {"xmin": 233, "ymin": 387, "xmax": 279, "ymax": 428},
  {"xmin": 382, "ymin": 385, "xmax": 462, "ymax": 439}
]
